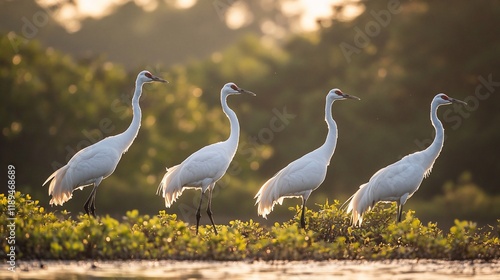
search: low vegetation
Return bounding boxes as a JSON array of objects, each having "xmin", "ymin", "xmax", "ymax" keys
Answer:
[{"xmin": 2, "ymin": 192, "xmax": 499, "ymax": 261}]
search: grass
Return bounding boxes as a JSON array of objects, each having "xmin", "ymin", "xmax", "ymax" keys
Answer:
[{"xmin": 1, "ymin": 192, "xmax": 499, "ymax": 261}]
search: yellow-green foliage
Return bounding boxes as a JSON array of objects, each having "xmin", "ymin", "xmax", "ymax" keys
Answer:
[{"xmin": 1, "ymin": 192, "xmax": 499, "ymax": 261}]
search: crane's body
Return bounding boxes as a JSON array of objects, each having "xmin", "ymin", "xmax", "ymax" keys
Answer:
[
  {"xmin": 158, "ymin": 83, "xmax": 255, "ymax": 234},
  {"xmin": 255, "ymin": 147, "xmax": 330, "ymax": 227},
  {"xmin": 159, "ymin": 141, "xmax": 235, "ymax": 207},
  {"xmin": 255, "ymin": 89, "xmax": 359, "ymax": 228},
  {"xmin": 346, "ymin": 94, "xmax": 467, "ymax": 226},
  {"xmin": 44, "ymin": 137, "xmax": 122, "ymax": 206},
  {"xmin": 43, "ymin": 71, "xmax": 166, "ymax": 216}
]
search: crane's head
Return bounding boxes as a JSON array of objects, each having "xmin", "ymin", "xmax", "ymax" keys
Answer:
[
  {"xmin": 222, "ymin": 82, "xmax": 256, "ymax": 96},
  {"xmin": 328, "ymin": 88, "xmax": 360, "ymax": 101},
  {"xmin": 434, "ymin": 93, "xmax": 467, "ymax": 106},
  {"xmin": 137, "ymin": 70, "xmax": 167, "ymax": 84}
]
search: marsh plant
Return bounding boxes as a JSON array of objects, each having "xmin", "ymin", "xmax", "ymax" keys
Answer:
[{"xmin": 1, "ymin": 192, "xmax": 499, "ymax": 261}]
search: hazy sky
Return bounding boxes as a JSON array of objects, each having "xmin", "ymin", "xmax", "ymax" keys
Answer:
[{"xmin": 36, "ymin": 0, "xmax": 362, "ymax": 32}]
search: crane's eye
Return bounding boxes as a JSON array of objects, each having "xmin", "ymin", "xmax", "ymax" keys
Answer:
[
  {"xmin": 440, "ymin": 95, "xmax": 449, "ymax": 100},
  {"xmin": 230, "ymin": 84, "xmax": 238, "ymax": 91},
  {"xmin": 145, "ymin": 72, "xmax": 153, "ymax": 79},
  {"xmin": 335, "ymin": 90, "xmax": 343, "ymax": 95}
]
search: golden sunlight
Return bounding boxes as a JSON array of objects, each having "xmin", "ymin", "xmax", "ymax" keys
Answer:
[{"xmin": 35, "ymin": 0, "xmax": 361, "ymax": 33}]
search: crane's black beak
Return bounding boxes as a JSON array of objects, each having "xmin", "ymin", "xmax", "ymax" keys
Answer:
[
  {"xmin": 152, "ymin": 75, "xmax": 168, "ymax": 83},
  {"xmin": 451, "ymin": 98, "xmax": 467, "ymax": 105},
  {"xmin": 344, "ymin": 94, "xmax": 360, "ymax": 100},
  {"xmin": 238, "ymin": 88, "xmax": 256, "ymax": 96}
]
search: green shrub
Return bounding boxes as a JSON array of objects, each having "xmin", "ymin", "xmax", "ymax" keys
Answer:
[{"xmin": 1, "ymin": 192, "xmax": 499, "ymax": 261}]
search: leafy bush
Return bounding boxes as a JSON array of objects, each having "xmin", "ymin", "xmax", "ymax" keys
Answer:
[{"xmin": 1, "ymin": 192, "xmax": 499, "ymax": 261}]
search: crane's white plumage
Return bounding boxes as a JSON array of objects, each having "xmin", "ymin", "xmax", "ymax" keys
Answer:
[
  {"xmin": 43, "ymin": 71, "xmax": 166, "ymax": 216},
  {"xmin": 43, "ymin": 140, "xmax": 121, "ymax": 205},
  {"xmin": 256, "ymin": 159, "xmax": 324, "ymax": 217},
  {"xmin": 159, "ymin": 142, "xmax": 234, "ymax": 207},
  {"xmin": 255, "ymin": 88, "xmax": 359, "ymax": 228},
  {"xmin": 346, "ymin": 93, "xmax": 467, "ymax": 226},
  {"xmin": 157, "ymin": 82, "xmax": 255, "ymax": 234}
]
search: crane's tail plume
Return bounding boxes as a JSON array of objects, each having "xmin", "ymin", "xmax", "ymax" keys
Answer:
[
  {"xmin": 340, "ymin": 193, "xmax": 355, "ymax": 212},
  {"xmin": 346, "ymin": 183, "xmax": 372, "ymax": 226},
  {"xmin": 157, "ymin": 165, "xmax": 183, "ymax": 208},
  {"xmin": 43, "ymin": 166, "xmax": 73, "ymax": 206},
  {"xmin": 156, "ymin": 167, "xmax": 169, "ymax": 196},
  {"xmin": 254, "ymin": 178, "xmax": 284, "ymax": 218}
]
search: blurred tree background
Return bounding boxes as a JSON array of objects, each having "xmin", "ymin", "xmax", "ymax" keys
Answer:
[{"xmin": 1, "ymin": 0, "xmax": 499, "ymax": 228}]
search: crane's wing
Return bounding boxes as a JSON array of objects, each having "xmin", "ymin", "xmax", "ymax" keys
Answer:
[
  {"xmin": 367, "ymin": 157, "xmax": 426, "ymax": 202},
  {"xmin": 158, "ymin": 142, "xmax": 233, "ymax": 207},
  {"xmin": 255, "ymin": 153, "xmax": 328, "ymax": 218},
  {"xmin": 43, "ymin": 142, "xmax": 121, "ymax": 206},
  {"xmin": 347, "ymin": 155, "xmax": 426, "ymax": 225},
  {"xmin": 179, "ymin": 143, "xmax": 232, "ymax": 185}
]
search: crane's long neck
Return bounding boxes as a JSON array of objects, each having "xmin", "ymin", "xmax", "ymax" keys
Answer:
[
  {"xmin": 115, "ymin": 81, "xmax": 143, "ymax": 153},
  {"xmin": 222, "ymin": 93, "xmax": 240, "ymax": 155},
  {"xmin": 421, "ymin": 101, "xmax": 444, "ymax": 169},
  {"xmin": 318, "ymin": 97, "xmax": 337, "ymax": 162}
]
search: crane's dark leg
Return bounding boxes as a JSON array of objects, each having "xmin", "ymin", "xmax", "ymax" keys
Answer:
[
  {"xmin": 396, "ymin": 202, "xmax": 403, "ymax": 223},
  {"xmin": 206, "ymin": 188, "xmax": 218, "ymax": 235},
  {"xmin": 300, "ymin": 201, "xmax": 307, "ymax": 229},
  {"xmin": 195, "ymin": 191, "xmax": 204, "ymax": 235},
  {"xmin": 84, "ymin": 185, "xmax": 98, "ymax": 217},
  {"xmin": 89, "ymin": 187, "xmax": 98, "ymax": 217}
]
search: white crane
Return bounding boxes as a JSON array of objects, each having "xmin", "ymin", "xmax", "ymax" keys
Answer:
[
  {"xmin": 43, "ymin": 71, "xmax": 166, "ymax": 216},
  {"xmin": 345, "ymin": 93, "xmax": 468, "ymax": 226},
  {"xmin": 157, "ymin": 82, "xmax": 255, "ymax": 235},
  {"xmin": 254, "ymin": 89, "xmax": 359, "ymax": 228}
]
